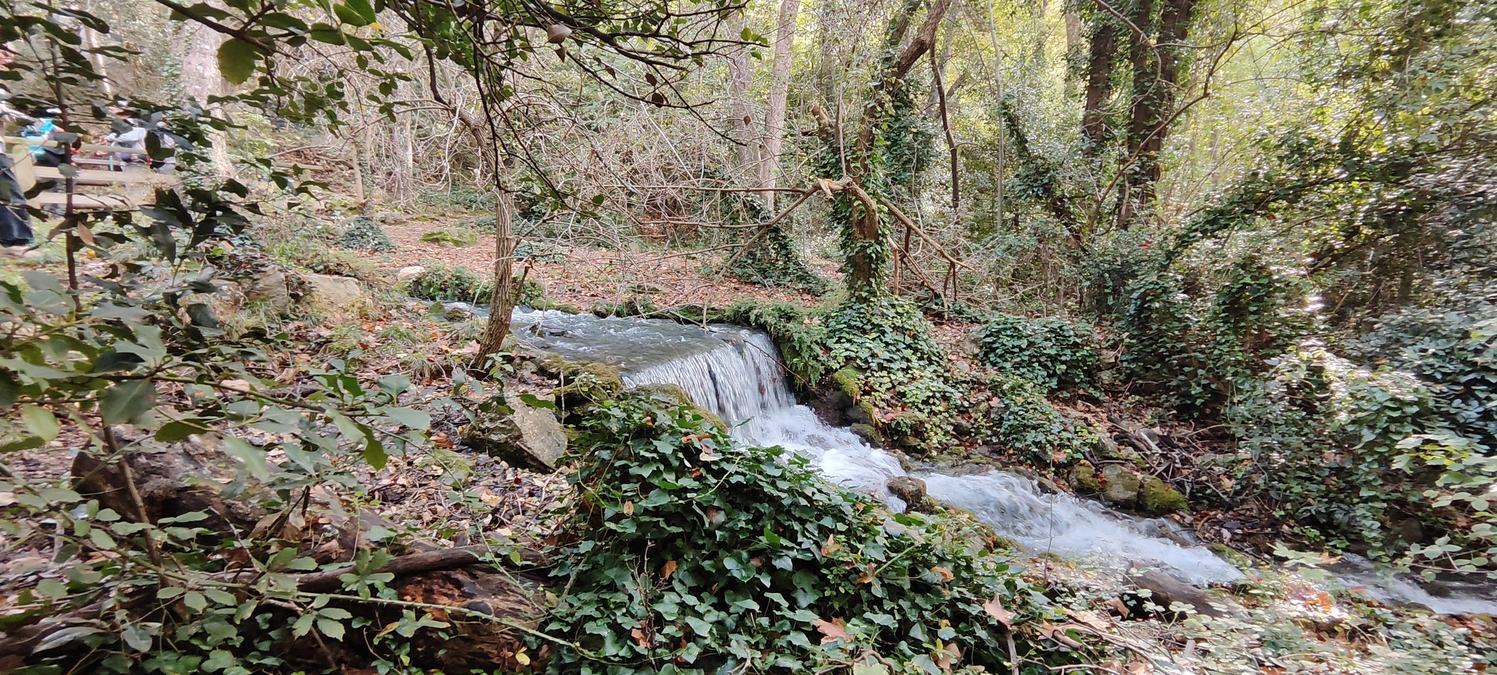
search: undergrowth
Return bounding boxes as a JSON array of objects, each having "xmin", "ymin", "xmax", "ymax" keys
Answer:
[
  {"xmin": 335, "ymin": 216, "xmax": 396, "ymax": 253},
  {"xmin": 542, "ymin": 392, "xmax": 1073, "ymax": 672},
  {"xmin": 976, "ymin": 315, "xmax": 1099, "ymax": 394}
]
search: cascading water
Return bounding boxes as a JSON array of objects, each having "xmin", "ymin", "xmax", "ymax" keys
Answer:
[
  {"xmin": 506, "ymin": 307, "xmax": 1497, "ymax": 609},
  {"xmin": 508, "ymin": 307, "xmax": 1242, "ymax": 585}
]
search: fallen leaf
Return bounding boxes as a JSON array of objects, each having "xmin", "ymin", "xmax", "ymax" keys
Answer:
[
  {"xmin": 622, "ymin": 500, "xmax": 634, "ymax": 516},
  {"xmin": 982, "ymin": 594, "xmax": 1013, "ymax": 629},
  {"xmin": 931, "ymin": 566, "xmax": 954, "ymax": 582},
  {"xmin": 821, "ymin": 533, "xmax": 838, "ymax": 556},
  {"xmin": 812, "ymin": 618, "xmax": 849, "ymax": 644},
  {"xmin": 661, "ymin": 560, "xmax": 678, "ymax": 579}
]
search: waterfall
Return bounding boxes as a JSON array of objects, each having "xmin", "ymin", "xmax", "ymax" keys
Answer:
[
  {"xmin": 593, "ymin": 319, "xmax": 1244, "ymax": 585},
  {"xmin": 505, "ymin": 307, "xmax": 1497, "ymax": 607}
]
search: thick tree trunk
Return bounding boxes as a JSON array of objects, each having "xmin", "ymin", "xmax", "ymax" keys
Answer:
[
  {"xmin": 1122, "ymin": 0, "xmax": 1198, "ymax": 221},
  {"xmin": 1080, "ymin": 18, "xmax": 1117, "ymax": 157},
  {"xmin": 758, "ymin": 0, "xmax": 801, "ymax": 211},
  {"xmin": 840, "ymin": 0, "xmax": 952, "ymax": 298}
]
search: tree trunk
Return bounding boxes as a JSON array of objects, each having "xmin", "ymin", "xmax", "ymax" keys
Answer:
[
  {"xmin": 1080, "ymin": 18, "xmax": 1117, "ymax": 157},
  {"xmin": 1121, "ymin": 0, "xmax": 1197, "ymax": 225},
  {"xmin": 178, "ymin": 23, "xmax": 237, "ymax": 179},
  {"xmin": 476, "ymin": 188, "xmax": 516, "ymax": 362},
  {"xmin": 728, "ymin": 9, "xmax": 758, "ymax": 179},
  {"xmin": 839, "ymin": 0, "xmax": 952, "ymax": 298},
  {"xmin": 758, "ymin": 0, "xmax": 801, "ymax": 210}
]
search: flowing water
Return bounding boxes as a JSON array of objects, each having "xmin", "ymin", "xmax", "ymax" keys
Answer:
[{"xmin": 506, "ymin": 307, "xmax": 1497, "ymax": 609}]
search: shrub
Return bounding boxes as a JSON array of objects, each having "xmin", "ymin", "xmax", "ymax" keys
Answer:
[
  {"xmin": 335, "ymin": 216, "xmax": 396, "ymax": 253},
  {"xmin": 824, "ymin": 298, "xmax": 960, "ymax": 452},
  {"xmin": 541, "ymin": 392, "xmax": 1069, "ymax": 672},
  {"xmin": 967, "ymin": 373, "xmax": 1098, "ymax": 466},
  {"xmin": 408, "ymin": 264, "xmax": 493, "ymax": 303},
  {"xmin": 1118, "ymin": 259, "xmax": 1310, "ymax": 418},
  {"xmin": 721, "ymin": 193, "xmax": 829, "ymax": 295},
  {"xmin": 976, "ymin": 314, "xmax": 1099, "ymax": 393},
  {"xmin": 1224, "ymin": 347, "xmax": 1495, "ymax": 577}
]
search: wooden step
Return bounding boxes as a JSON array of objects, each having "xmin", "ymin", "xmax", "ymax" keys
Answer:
[
  {"xmin": 2, "ymin": 136, "xmax": 150, "ymax": 156},
  {"xmin": 32, "ymin": 166, "xmax": 175, "ymax": 186},
  {"xmin": 27, "ymin": 192, "xmax": 141, "ymax": 210}
]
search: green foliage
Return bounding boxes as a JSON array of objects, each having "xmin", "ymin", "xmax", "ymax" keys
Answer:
[
  {"xmin": 336, "ymin": 216, "xmax": 396, "ymax": 253},
  {"xmin": 719, "ymin": 300, "xmax": 833, "ymax": 389},
  {"xmin": 0, "ymin": 192, "xmax": 442, "ymax": 671},
  {"xmin": 976, "ymin": 314, "xmax": 1100, "ymax": 394},
  {"xmin": 722, "ymin": 193, "xmax": 829, "ymax": 295},
  {"xmin": 420, "ymin": 185, "xmax": 494, "ymax": 211},
  {"xmin": 542, "ymin": 392, "xmax": 1065, "ymax": 672},
  {"xmin": 419, "ymin": 227, "xmax": 477, "ymax": 247},
  {"xmin": 966, "ymin": 373, "xmax": 1098, "ymax": 466},
  {"xmin": 1223, "ymin": 348, "xmax": 1496, "ymax": 577},
  {"xmin": 825, "ymin": 298, "xmax": 959, "ymax": 451},
  {"xmin": 1118, "ymin": 259, "xmax": 1311, "ymax": 418},
  {"xmin": 407, "ymin": 263, "xmax": 493, "ymax": 303}
]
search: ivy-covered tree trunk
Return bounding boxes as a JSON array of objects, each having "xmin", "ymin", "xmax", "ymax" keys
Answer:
[
  {"xmin": 825, "ymin": 0, "xmax": 951, "ymax": 299},
  {"xmin": 1080, "ymin": 16, "xmax": 1117, "ymax": 158},
  {"xmin": 1119, "ymin": 0, "xmax": 1198, "ymax": 228}
]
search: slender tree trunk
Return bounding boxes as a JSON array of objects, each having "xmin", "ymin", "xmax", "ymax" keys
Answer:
[
  {"xmin": 728, "ymin": 9, "xmax": 758, "ymax": 180},
  {"xmin": 758, "ymin": 0, "xmax": 801, "ymax": 211},
  {"xmin": 179, "ymin": 23, "xmax": 237, "ymax": 179},
  {"xmin": 476, "ymin": 187, "xmax": 516, "ymax": 360}
]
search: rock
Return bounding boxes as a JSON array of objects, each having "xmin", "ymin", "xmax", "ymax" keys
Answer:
[
  {"xmin": 843, "ymin": 403, "xmax": 875, "ymax": 426},
  {"xmin": 1100, "ymin": 464, "xmax": 1142, "ymax": 507},
  {"xmin": 887, "ymin": 476, "xmax": 931, "ymax": 513},
  {"xmin": 244, "ymin": 269, "xmax": 295, "ymax": 314},
  {"xmin": 303, "ymin": 273, "xmax": 369, "ymax": 319},
  {"xmin": 1139, "ymin": 474, "xmax": 1188, "ymax": 514},
  {"xmin": 463, "ymin": 393, "xmax": 568, "ymax": 471},
  {"xmin": 850, "ymin": 423, "xmax": 883, "ymax": 446},
  {"xmin": 1123, "ymin": 570, "xmax": 1224, "ymax": 617},
  {"xmin": 397, "ymin": 265, "xmax": 426, "ymax": 283},
  {"xmin": 371, "ymin": 210, "xmax": 406, "ymax": 225},
  {"xmin": 1069, "ymin": 460, "xmax": 1102, "ymax": 494},
  {"xmin": 1097, "ymin": 433, "xmax": 1147, "ymax": 467}
]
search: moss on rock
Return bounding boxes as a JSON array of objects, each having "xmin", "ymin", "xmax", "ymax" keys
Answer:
[
  {"xmin": 1069, "ymin": 460, "xmax": 1102, "ymax": 494},
  {"xmin": 1139, "ymin": 475, "xmax": 1188, "ymax": 515}
]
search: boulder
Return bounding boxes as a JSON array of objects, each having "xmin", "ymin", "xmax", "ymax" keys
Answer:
[
  {"xmin": 887, "ymin": 476, "xmax": 931, "ymax": 513},
  {"xmin": 1100, "ymin": 464, "xmax": 1142, "ymax": 507},
  {"xmin": 243, "ymin": 269, "xmax": 295, "ymax": 314},
  {"xmin": 371, "ymin": 210, "xmax": 407, "ymax": 225},
  {"xmin": 849, "ymin": 423, "xmax": 883, "ymax": 446},
  {"xmin": 1069, "ymin": 460, "xmax": 1102, "ymax": 494},
  {"xmin": 304, "ymin": 273, "xmax": 369, "ymax": 319},
  {"xmin": 1139, "ymin": 474, "xmax": 1188, "ymax": 515},
  {"xmin": 463, "ymin": 393, "xmax": 568, "ymax": 471},
  {"xmin": 1123, "ymin": 570, "xmax": 1224, "ymax": 617},
  {"xmin": 397, "ymin": 265, "xmax": 427, "ymax": 284}
]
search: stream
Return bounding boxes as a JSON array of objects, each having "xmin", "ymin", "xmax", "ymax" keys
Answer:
[{"xmin": 503, "ymin": 306, "xmax": 1497, "ymax": 612}]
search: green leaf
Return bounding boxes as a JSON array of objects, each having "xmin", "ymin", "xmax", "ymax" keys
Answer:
[
  {"xmin": 99, "ymin": 380, "xmax": 155, "ymax": 426},
  {"xmin": 383, "ymin": 406, "xmax": 430, "ymax": 430},
  {"xmin": 20, "ymin": 405, "xmax": 59, "ymax": 442},
  {"xmin": 223, "ymin": 437, "xmax": 270, "ymax": 480},
  {"xmin": 216, "ymin": 38, "xmax": 259, "ymax": 85},
  {"xmin": 317, "ymin": 617, "xmax": 346, "ymax": 640}
]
